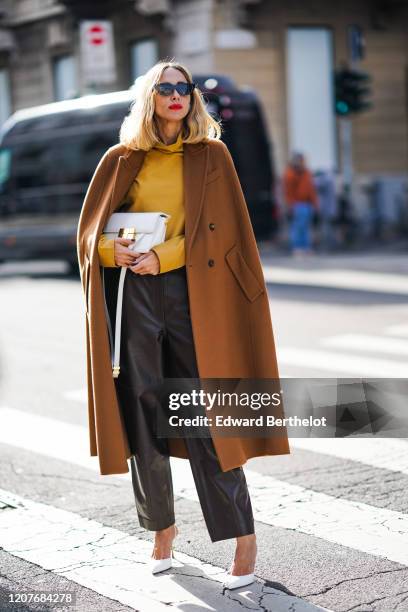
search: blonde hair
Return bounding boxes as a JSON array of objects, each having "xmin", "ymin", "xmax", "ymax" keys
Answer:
[{"xmin": 119, "ymin": 59, "xmax": 223, "ymax": 150}]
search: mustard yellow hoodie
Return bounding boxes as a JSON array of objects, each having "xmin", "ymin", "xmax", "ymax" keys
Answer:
[{"xmin": 97, "ymin": 130, "xmax": 185, "ymax": 273}]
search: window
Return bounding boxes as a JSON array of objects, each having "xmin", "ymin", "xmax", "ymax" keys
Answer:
[
  {"xmin": 11, "ymin": 132, "xmax": 115, "ymax": 189},
  {"xmin": 0, "ymin": 69, "xmax": 12, "ymax": 127},
  {"xmin": 286, "ymin": 27, "xmax": 337, "ymax": 171},
  {"xmin": 52, "ymin": 55, "xmax": 78, "ymax": 101},
  {"xmin": 0, "ymin": 147, "xmax": 11, "ymax": 193},
  {"xmin": 130, "ymin": 39, "xmax": 158, "ymax": 85}
]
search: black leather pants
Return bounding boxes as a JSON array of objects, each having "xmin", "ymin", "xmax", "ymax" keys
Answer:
[{"xmin": 111, "ymin": 265, "xmax": 255, "ymax": 542}]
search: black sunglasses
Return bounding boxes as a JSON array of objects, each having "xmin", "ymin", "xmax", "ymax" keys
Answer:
[{"xmin": 153, "ymin": 81, "xmax": 196, "ymax": 96}]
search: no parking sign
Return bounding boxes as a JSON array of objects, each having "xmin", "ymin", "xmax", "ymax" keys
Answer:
[{"xmin": 80, "ymin": 20, "xmax": 116, "ymax": 85}]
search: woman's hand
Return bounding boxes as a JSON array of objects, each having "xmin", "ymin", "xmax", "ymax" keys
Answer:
[
  {"xmin": 114, "ymin": 238, "xmax": 142, "ymax": 267},
  {"xmin": 130, "ymin": 250, "xmax": 160, "ymax": 275}
]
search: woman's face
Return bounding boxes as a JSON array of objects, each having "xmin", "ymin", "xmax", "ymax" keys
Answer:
[{"xmin": 153, "ymin": 67, "xmax": 191, "ymax": 126}]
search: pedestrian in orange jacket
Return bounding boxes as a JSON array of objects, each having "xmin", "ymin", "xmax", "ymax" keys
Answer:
[{"xmin": 283, "ymin": 152, "xmax": 319, "ymax": 257}]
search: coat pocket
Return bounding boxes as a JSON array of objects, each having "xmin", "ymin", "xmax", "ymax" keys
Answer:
[{"xmin": 225, "ymin": 244, "xmax": 264, "ymax": 302}]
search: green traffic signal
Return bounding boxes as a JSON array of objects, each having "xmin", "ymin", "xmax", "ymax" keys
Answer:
[
  {"xmin": 334, "ymin": 68, "xmax": 373, "ymax": 116},
  {"xmin": 336, "ymin": 100, "xmax": 350, "ymax": 115}
]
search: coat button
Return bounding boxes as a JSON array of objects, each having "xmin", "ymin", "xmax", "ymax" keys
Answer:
[
  {"xmin": 209, "ymin": 223, "xmax": 215, "ymax": 230},
  {"xmin": 208, "ymin": 259, "xmax": 215, "ymax": 267}
]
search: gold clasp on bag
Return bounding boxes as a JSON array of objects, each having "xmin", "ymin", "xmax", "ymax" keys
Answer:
[{"xmin": 118, "ymin": 227, "xmax": 137, "ymax": 239}]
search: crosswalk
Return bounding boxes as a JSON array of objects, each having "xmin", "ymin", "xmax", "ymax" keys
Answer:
[
  {"xmin": 321, "ymin": 333, "xmax": 408, "ymax": 357},
  {"xmin": 278, "ymin": 346, "xmax": 407, "ymax": 376},
  {"xmin": 0, "ymin": 488, "xmax": 244, "ymax": 612},
  {"xmin": 264, "ymin": 264, "xmax": 408, "ymax": 377},
  {"xmin": 263, "ymin": 265, "xmax": 408, "ymax": 295},
  {"xmin": 289, "ymin": 438, "xmax": 408, "ymax": 475},
  {"xmin": 277, "ymin": 321, "xmax": 408, "ymax": 377},
  {"xmin": 1, "ymin": 406, "xmax": 408, "ymax": 565},
  {"xmin": 1, "ymin": 264, "xmax": 408, "ymax": 610},
  {"xmin": 1, "ymin": 404, "xmax": 407, "ymax": 611},
  {"xmin": 0, "ymin": 406, "xmax": 334, "ymax": 612},
  {"xmin": 386, "ymin": 323, "xmax": 408, "ymax": 337}
]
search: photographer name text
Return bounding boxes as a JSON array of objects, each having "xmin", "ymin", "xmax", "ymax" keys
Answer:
[{"xmin": 168, "ymin": 415, "xmax": 327, "ymax": 427}]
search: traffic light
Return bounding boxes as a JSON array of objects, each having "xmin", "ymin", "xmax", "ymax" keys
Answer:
[{"xmin": 334, "ymin": 68, "xmax": 373, "ymax": 116}]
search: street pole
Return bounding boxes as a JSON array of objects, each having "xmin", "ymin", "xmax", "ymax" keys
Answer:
[
  {"xmin": 340, "ymin": 25, "xmax": 365, "ymax": 231},
  {"xmin": 341, "ymin": 27, "xmax": 358, "ymax": 198},
  {"xmin": 340, "ymin": 117, "xmax": 353, "ymax": 192}
]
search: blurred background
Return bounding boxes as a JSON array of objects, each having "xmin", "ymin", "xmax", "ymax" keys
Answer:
[
  {"xmin": 0, "ymin": 0, "xmax": 407, "ymax": 263},
  {"xmin": 0, "ymin": 4, "xmax": 408, "ymax": 611}
]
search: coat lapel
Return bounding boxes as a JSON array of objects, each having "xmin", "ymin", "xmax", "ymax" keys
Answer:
[
  {"xmin": 107, "ymin": 140, "xmax": 210, "ymax": 260},
  {"xmin": 183, "ymin": 142, "xmax": 210, "ymax": 261},
  {"xmin": 109, "ymin": 153, "xmax": 146, "ymax": 214}
]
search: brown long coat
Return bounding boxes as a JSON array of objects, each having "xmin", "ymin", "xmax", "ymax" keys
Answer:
[{"xmin": 76, "ymin": 137, "xmax": 290, "ymax": 476}]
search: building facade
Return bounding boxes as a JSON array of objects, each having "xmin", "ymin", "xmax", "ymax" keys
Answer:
[{"xmin": 0, "ymin": 0, "xmax": 407, "ymax": 224}]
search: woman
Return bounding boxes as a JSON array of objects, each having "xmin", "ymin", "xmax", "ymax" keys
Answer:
[{"xmin": 77, "ymin": 60, "xmax": 290, "ymax": 590}]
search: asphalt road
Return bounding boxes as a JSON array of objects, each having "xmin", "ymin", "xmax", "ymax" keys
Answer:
[{"xmin": 0, "ymin": 254, "xmax": 407, "ymax": 612}]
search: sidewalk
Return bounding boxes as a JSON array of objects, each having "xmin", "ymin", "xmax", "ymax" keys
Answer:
[
  {"xmin": 258, "ymin": 241, "xmax": 408, "ymax": 294},
  {"xmin": 258, "ymin": 240, "xmax": 408, "ymax": 274}
]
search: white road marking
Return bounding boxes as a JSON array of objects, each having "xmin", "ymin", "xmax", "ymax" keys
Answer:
[
  {"xmin": 321, "ymin": 334, "xmax": 408, "ymax": 356},
  {"xmin": 263, "ymin": 266, "xmax": 408, "ymax": 295},
  {"xmin": 277, "ymin": 347, "xmax": 408, "ymax": 377},
  {"xmin": 0, "ymin": 489, "xmax": 331, "ymax": 612},
  {"xmin": 385, "ymin": 324, "xmax": 408, "ymax": 338},
  {"xmin": 289, "ymin": 438, "xmax": 408, "ymax": 475},
  {"xmin": 1, "ymin": 407, "xmax": 408, "ymax": 566},
  {"xmin": 63, "ymin": 389, "xmax": 87, "ymax": 403}
]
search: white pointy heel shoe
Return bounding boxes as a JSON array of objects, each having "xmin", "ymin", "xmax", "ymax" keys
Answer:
[
  {"xmin": 223, "ymin": 571, "xmax": 255, "ymax": 590},
  {"xmin": 149, "ymin": 525, "xmax": 178, "ymax": 575},
  {"xmin": 223, "ymin": 535, "xmax": 257, "ymax": 589}
]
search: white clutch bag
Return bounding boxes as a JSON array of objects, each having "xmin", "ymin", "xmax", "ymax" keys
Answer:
[
  {"xmin": 101, "ymin": 211, "xmax": 171, "ymax": 378},
  {"xmin": 102, "ymin": 211, "xmax": 170, "ymax": 253}
]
